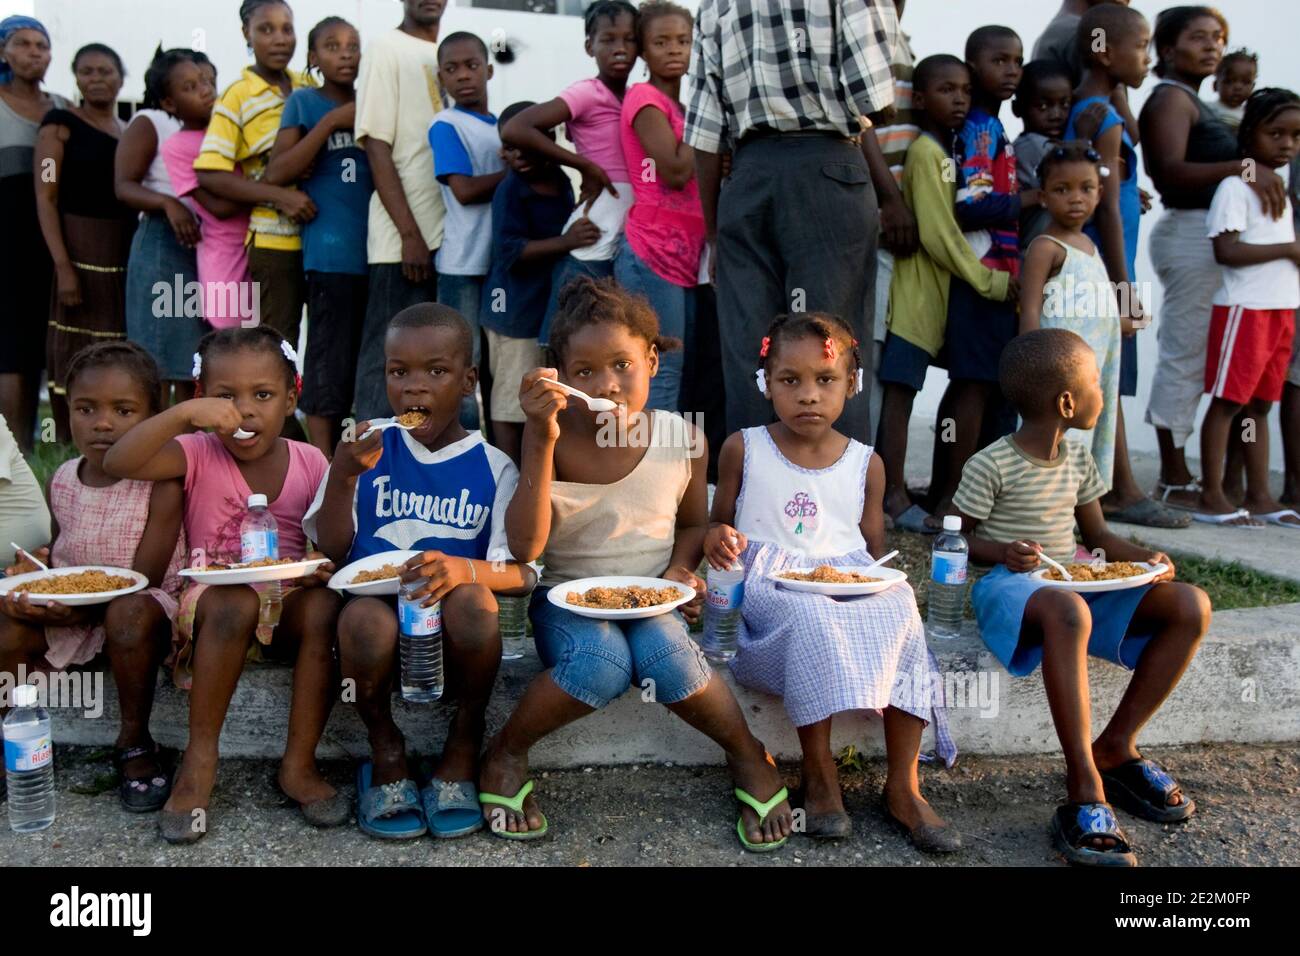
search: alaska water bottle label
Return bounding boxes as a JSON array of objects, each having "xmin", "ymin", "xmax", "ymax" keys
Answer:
[
  {"xmin": 931, "ymin": 551, "xmax": 968, "ymax": 585},
  {"xmin": 399, "ymin": 598, "xmax": 442, "ymax": 635},
  {"xmin": 4, "ymin": 735, "xmax": 52, "ymax": 773},
  {"xmin": 241, "ymin": 529, "xmax": 279, "ymax": 563},
  {"xmin": 707, "ymin": 580, "xmax": 743, "ymax": 611}
]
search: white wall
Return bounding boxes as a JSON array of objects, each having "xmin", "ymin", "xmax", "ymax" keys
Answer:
[{"xmin": 26, "ymin": 0, "xmax": 1298, "ymax": 459}]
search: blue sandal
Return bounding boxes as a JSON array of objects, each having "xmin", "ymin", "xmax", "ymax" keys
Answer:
[
  {"xmin": 1102, "ymin": 757, "xmax": 1195, "ymax": 823},
  {"xmin": 422, "ymin": 778, "xmax": 485, "ymax": 839},
  {"xmin": 1050, "ymin": 802, "xmax": 1137, "ymax": 867},
  {"xmin": 356, "ymin": 761, "xmax": 426, "ymax": 840}
]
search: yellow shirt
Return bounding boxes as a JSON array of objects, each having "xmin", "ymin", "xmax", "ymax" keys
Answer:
[{"xmin": 194, "ymin": 67, "xmax": 315, "ymax": 251}]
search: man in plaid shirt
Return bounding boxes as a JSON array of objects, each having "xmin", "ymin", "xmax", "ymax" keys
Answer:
[{"xmin": 686, "ymin": 0, "xmax": 899, "ymax": 442}]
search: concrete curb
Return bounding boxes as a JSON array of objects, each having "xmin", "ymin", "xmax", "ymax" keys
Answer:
[{"xmin": 45, "ymin": 602, "xmax": 1300, "ymax": 767}]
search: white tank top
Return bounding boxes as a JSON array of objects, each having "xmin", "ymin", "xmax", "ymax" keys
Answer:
[
  {"xmin": 133, "ymin": 109, "xmax": 182, "ymax": 200},
  {"xmin": 733, "ymin": 426, "xmax": 871, "ymax": 559}
]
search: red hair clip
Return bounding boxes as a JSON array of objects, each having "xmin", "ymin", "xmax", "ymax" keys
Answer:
[
  {"xmin": 295, "ymin": 373, "xmax": 304, "ymax": 396},
  {"xmin": 823, "ymin": 337, "xmax": 836, "ymax": 360},
  {"xmin": 759, "ymin": 336, "xmax": 771, "ymax": 359}
]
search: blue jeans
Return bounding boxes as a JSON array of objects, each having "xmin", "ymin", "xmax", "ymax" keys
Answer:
[
  {"xmin": 539, "ymin": 255, "xmax": 615, "ymax": 346},
  {"xmin": 613, "ymin": 235, "xmax": 693, "ymax": 411},
  {"xmin": 529, "ymin": 588, "xmax": 712, "ymax": 709},
  {"xmin": 437, "ymin": 273, "xmax": 485, "ymax": 430}
]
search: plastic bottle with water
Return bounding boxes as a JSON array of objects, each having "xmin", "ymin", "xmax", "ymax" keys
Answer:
[
  {"xmin": 398, "ymin": 579, "xmax": 444, "ymax": 702},
  {"xmin": 927, "ymin": 515, "xmax": 969, "ymax": 639},
  {"xmin": 4, "ymin": 684, "xmax": 55, "ymax": 832},
  {"xmin": 702, "ymin": 561, "xmax": 744, "ymax": 663},
  {"xmin": 240, "ymin": 493, "xmax": 282, "ymax": 628}
]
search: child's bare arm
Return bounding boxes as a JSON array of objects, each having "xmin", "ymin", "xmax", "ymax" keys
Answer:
[
  {"xmin": 631, "ymin": 104, "xmax": 695, "ymax": 190},
  {"xmin": 663, "ymin": 423, "xmax": 709, "ymax": 626},
  {"xmin": 1018, "ymin": 237, "xmax": 1063, "ymax": 333},
  {"xmin": 133, "ymin": 478, "xmax": 184, "ymax": 587},
  {"xmin": 1093, "ymin": 125, "xmax": 1132, "ymax": 287},
  {"xmin": 103, "ymin": 399, "xmax": 239, "ymax": 481},
  {"xmin": 1212, "ymin": 232, "xmax": 1300, "ymax": 268},
  {"xmin": 400, "ymin": 551, "xmax": 536, "ymax": 606},
  {"xmin": 859, "ymin": 453, "xmax": 887, "ymax": 558},
  {"xmin": 502, "ymin": 98, "xmax": 615, "ymax": 210},
  {"xmin": 314, "ymin": 426, "xmax": 384, "ymax": 564},
  {"xmin": 704, "ymin": 432, "xmax": 747, "ymax": 569},
  {"xmin": 950, "ymin": 507, "xmax": 1042, "ymax": 571},
  {"xmin": 504, "ymin": 369, "xmax": 568, "ymax": 562},
  {"xmin": 444, "ymin": 171, "xmax": 506, "ymax": 206}
]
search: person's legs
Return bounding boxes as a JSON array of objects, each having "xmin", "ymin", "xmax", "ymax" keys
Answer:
[
  {"xmin": 624, "ymin": 613, "xmax": 792, "ymax": 845},
  {"xmin": 1197, "ymin": 396, "xmax": 1252, "ymax": 519},
  {"xmin": 1221, "ymin": 410, "xmax": 1248, "ymax": 506},
  {"xmin": 778, "ymin": 136, "xmax": 877, "ymax": 442},
  {"xmin": 302, "ymin": 271, "xmax": 366, "ymax": 457},
  {"xmin": 433, "ymin": 583, "xmax": 501, "ymax": 783},
  {"xmin": 614, "ymin": 236, "xmax": 688, "ymax": 411},
  {"xmin": 881, "ymin": 706, "xmax": 950, "ymax": 831},
  {"xmin": 338, "ymin": 597, "xmax": 409, "ymax": 785},
  {"xmin": 795, "ymin": 718, "xmax": 843, "ymax": 816},
  {"xmin": 103, "ymin": 593, "xmax": 171, "ymax": 782},
  {"xmin": 355, "ymin": 263, "xmax": 437, "ymax": 421},
  {"xmin": 273, "ymin": 586, "xmax": 342, "ymax": 804},
  {"xmin": 1283, "ymin": 382, "xmax": 1300, "ymax": 505},
  {"xmin": 877, "ymin": 382, "xmax": 917, "ymax": 519},
  {"xmin": 1239, "ymin": 398, "xmax": 1298, "ymax": 523},
  {"xmin": 0, "ymin": 613, "xmax": 45, "ymax": 786},
  {"xmin": 485, "ymin": 327, "xmax": 543, "ymax": 466},
  {"xmin": 0, "ymin": 374, "xmax": 39, "ymax": 453},
  {"xmin": 478, "ymin": 597, "xmax": 631, "ymax": 833},
  {"xmin": 164, "ymin": 586, "xmax": 261, "ymax": 817},
  {"xmin": 715, "ymin": 140, "xmax": 785, "ymax": 435},
  {"xmin": 436, "ymin": 273, "xmax": 484, "ymax": 431},
  {"xmin": 868, "ymin": 249, "xmax": 894, "ymax": 441},
  {"xmin": 1092, "ymin": 583, "xmax": 1209, "ymax": 788}
]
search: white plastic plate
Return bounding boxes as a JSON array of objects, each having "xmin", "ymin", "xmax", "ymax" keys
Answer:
[
  {"xmin": 1030, "ymin": 561, "xmax": 1167, "ymax": 592},
  {"xmin": 179, "ymin": 558, "xmax": 329, "ymax": 586},
  {"xmin": 328, "ymin": 550, "xmax": 421, "ymax": 596},
  {"xmin": 0, "ymin": 565, "xmax": 148, "ymax": 607},
  {"xmin": 770, "ymin": 565, "xmax": 907, "ymax": 596},
  {"xmin": 547, "ymin": 575, "xmax": 695, "ymax": 620}
]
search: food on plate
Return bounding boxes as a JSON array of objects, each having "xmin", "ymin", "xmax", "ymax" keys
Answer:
[
  {"xmin": 397, "ymin": 409, "xmax": 428, "ymax": 428},
  {"xmin": 1042, "ymin": 561, "xmax": 1150, "ymax": 582},
  {"xmin": 565, "ymin": 585, "xmax": 682, "ymax": 609},
  {"xmin": 13, "ymin": 570, "xmax": 135, "ymax": 595},
  {"xmin": 779, "ymin": 565, "xmax": 881, "ymax": 584},
  {"xmin": 200, "ymin": 557, "xmax": 301, "ymax": 571},
  {"xmin": 351, "ymin": 564, "xmax": 403, "ymax": 585}
]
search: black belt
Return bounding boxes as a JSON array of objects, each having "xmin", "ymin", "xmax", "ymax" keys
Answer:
[{"xmin": 737, "ymin": 126, "xmax": 855, "ymax": 148}]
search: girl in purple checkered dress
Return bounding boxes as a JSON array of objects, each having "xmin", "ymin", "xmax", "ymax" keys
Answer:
[{"xmin": 707, "ymin": 313, "xmax": 960, "ymax": 853}]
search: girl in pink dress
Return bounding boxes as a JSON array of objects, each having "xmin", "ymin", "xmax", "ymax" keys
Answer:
[
  {"xmin": 104, "ymin": 325, "xmax": 344, "ymax": 844},
  {"xmin": 1, "ymin": 342, "xmax": 185, "ymax": 813}
]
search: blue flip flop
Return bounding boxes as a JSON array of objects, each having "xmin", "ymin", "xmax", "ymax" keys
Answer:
[
  {"xmin": 422, "ymin": 778, "xmax": 485, "ymax": 839},
  {"xmin": 894, "ymin": 503, "xmax": 940, "ymax": 535},
  {"xmin": 356, "ymin": 761, "xmax": 426, "ymax": 840}
]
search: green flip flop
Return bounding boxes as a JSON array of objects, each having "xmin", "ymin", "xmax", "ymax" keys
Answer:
[
  {"xmin": 479, "ymin": 779, "xmax": 549, "ymax": 840},
  {"xmin": 735, "ymin": 785, "xmax": 791, "ymax": 853}
]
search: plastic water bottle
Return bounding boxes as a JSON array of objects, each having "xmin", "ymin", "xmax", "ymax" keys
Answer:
[
  {"xmin": 927, "ymin": 515, "xmax": 969, "ymax": 639},
  {"xmin": 398, "ymin": 579, "xmax": 444, "ymax": 702},
  {"xmin": 498, "ymin": 594, "xmax": 528, "ymax": 661},
  {"xmin": 702, "ymin": 561, "xmax": 744, "ymax": 662},
  {"xmin": 240, "ymin": 493, "xmax": 281, "ymax": 629},
  {"xmin": 4, "ymin": 684, "xmax": 55, "ymax": 832}
]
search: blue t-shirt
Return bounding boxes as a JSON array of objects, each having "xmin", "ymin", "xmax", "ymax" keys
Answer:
[
  {"xmin": 302, "ymin": 427, "xmax": 520, "ymax": 563},
  {"xmin": 279, "ymin": 88, "xmax": 373, "ymax": 275},
  {"xmin": 480, "ymin": 169, "xmax": 575, "ymax": 338},
  {"xmin": 1067, "ymin": 96, "xmax": 1139, "ymax": 278}
]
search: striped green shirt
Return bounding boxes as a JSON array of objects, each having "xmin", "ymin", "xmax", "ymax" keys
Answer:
[{"xmin": 952, "ymin": 436, "xmax": 1106, "ymax": 564}]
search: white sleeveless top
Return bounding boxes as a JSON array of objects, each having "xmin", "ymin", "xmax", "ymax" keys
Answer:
[
  {"xmin": 734, "ymin": 426, "xmax": 871, "ymax": 560},
  {"xmin": 132, "ymin": 109, "xmax": 182, "ymax": 199}
]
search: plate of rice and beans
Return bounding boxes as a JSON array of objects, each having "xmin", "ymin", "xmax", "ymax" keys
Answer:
[
  {"xmin": 548, "ymin": 576, "xmax": 696, "ymax": 620},
  {"xmin": 0, "ymin": 566, "xmax": 148, "ymax": 606}
]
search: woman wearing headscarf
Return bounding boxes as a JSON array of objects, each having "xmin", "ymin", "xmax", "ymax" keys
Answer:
[{"xmin": 0, "ymin": 16, "xmax": 68, "ymax": 451}]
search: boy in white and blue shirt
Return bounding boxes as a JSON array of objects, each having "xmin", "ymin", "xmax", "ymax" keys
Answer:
[{"xmin": 428, "ymin": 30, "xmax": 506, "ymax": 427}]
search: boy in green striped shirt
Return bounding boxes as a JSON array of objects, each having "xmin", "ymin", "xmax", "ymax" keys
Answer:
[{"xmin": 950, "ymin": 328, "xmax": 1210, "ymax": 868}]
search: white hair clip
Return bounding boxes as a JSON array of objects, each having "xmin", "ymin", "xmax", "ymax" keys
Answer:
[
  {"xmin": 191, "ymin": 352, "xmax": 202, "ymax": 379},
  {"xmin": 856, "ymin": 368, "xmax": 865, "ymax": 395},
  {"xmin": 1099, "ymin": 164, "xmax": 1111, "ymax": 179},
  {"xmin": 755, "ymin": 368, "xmax": 768, "ymax": 395},
  {"xmin": 280, "ymin": 340, "xmax": 299, "ymax": 365}
]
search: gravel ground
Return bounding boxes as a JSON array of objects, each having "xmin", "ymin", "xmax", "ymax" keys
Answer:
[{"xmin": 1, "ymin": 743, "xmax": 1295, "ymax": 866}]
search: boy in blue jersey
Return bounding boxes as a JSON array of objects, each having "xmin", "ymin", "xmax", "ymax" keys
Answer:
[{"xmin": 306, "ymin": 303, "xmax": 535, "ymax": 840}]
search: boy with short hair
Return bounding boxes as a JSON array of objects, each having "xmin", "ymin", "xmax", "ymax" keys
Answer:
[
  {"xmin": 429, "ymin": 31, "xmax": 506, "ymax": 429},
  {"xmin": 926, "ymin": 26, "xmax": 1035, "ymax": 524},
  {"xmin": 480, "ymin": 102, "xmax": 599, "ymax": 465},
  {"xmin": 875, "ymin": 54, "xmax": 1013, "ymax": 533},
  {"xmin": 1011, "ymin": 59, "xmax": 1074, "ymax": 250},
  {"xmin": 952, "ymin": 328, "xmax": 1210, "ymax": 868},
  {"xmin": 306, "ymin": 303, "xmax": 535, "ymax": 841}
]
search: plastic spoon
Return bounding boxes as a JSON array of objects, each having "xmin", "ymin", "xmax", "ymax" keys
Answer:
[
  {"xmin": 861, "ymin": 549, "xmax": 899, "ymax": 573},
  {"xmin": 11, "ymin": 543, "xmax": 48, "ymax": 572},
  {"xmin": 1037, "ymin": 552, "xmax": 1073, "ymax": 582},
  {"xmin": 543, "ymin": 377, "xmax": 618, "ymax": 413},
  {"xmin": 361, "ymin": 418, "xmax": 421, "ymax": 436},
  {"xmin": 233, "ymin": 428, "xmax": 255, "ymax": 439}
]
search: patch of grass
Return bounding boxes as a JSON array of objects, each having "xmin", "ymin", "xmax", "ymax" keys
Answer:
[
  {"xmin": 24, "ymin": 440, "xmax": 77, "ymax": 489},
  {"xmin": 1162, "ymin": 552, "xmax": 1300, "ymax": 610}
]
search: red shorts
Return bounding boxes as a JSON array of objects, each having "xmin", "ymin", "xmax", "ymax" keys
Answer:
[{"xmin": 1204, "ymin": 305, "xmax": 1296, "ymax": 404}]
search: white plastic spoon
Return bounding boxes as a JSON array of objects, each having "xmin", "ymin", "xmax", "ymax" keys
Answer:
[
  {"xmin": 1037, "ymin": 552, "xmax": 1074, "ymax": 582},
  {"xmin": 862, "ymin": 549, "xmax": 899, "ymax": 573},
  {"xmin": 11, "ymin": 543, "xmax": 48, "ymax": 572},
  {"xmin": 233, "ymin": 428, "xmax": 255, "ymax": 439},
  {"xmin": 361, "ymin": 418, "xmax": 421, "ymax": 436},
  {"xmin": 543, "ymin": 377, "xmax": 618, "ymax": 412}
]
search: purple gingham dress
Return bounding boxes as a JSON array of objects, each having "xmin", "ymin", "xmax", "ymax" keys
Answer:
[{"xmin": 729, "ymin": 428, "xmax": 956, "ymax": 765}]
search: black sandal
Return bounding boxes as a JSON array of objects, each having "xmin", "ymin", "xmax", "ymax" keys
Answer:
[
  {"xmin": 1050, "ymin": 802, "xmax": 1137, "ymax": 867},
  {"xmin": 114, "ymin": 744, "xmax": 172, "ymax": 814},
  {"xmin": 1102, "ymin": 757, "xmax": 1195, "ymax": 823}
]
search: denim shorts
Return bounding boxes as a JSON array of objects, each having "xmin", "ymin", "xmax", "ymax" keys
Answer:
[
  {"xmin": 878, "ymin": 331, "xmax": 932, "ymax": 392},
  {"xmin": 529, "ymin": 587, "xmax": 712, "ymax": 709}
]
